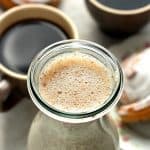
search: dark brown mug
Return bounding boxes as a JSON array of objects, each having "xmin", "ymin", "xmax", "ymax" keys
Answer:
[
  {"xmin": 85, "ymin": 0, "xmax": 150, "ymax": 36},
  {"xmin": 0, "ymin": 4, "xmax": 78, "ymax": 111}
]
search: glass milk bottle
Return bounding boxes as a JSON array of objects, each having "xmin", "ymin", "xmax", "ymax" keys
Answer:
[{"xmin": 27, "ymin": 40, "xmax": 123, "ymax": 150}]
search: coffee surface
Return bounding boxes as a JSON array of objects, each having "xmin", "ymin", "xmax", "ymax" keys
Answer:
[
  {"xmin": 0, "ymin": 20, "xmax": 67, "ymax": 74},
  {"xmin": 97, "ymin": 0, "xmax": 149, "ymax": 10},
  {"xmin": 39, "ymin": 52, "xmax": 115, "ymax": 113}
]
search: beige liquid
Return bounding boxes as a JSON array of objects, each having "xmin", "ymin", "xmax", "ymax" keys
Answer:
[{"xmin": 39, "ymin": 52, "xmax": 115, "ymax": 113}]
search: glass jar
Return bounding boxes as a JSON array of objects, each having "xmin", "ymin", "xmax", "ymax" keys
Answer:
[
  {"xmin": 27, "ymin": 40, "xmax": 123, "ymax": 150},
  {"xmin": 0, "ymin": 0, "xmax": 61, "ymax": 10}
]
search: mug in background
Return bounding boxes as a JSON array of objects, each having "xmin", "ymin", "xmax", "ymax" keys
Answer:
[
  {"xmin": 0, "ymin": 4, "xmax": 78, "ymax": 111},
  {"xmin": 86, "ymin": 0, "xmax": 150, "ymax": 36}
]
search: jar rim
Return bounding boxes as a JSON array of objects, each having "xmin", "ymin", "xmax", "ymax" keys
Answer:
[{"xmin": 27, "ymin": 39, "xmax": 123, "ymax": 123}]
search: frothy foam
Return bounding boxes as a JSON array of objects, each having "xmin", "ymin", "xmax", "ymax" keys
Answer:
[{"xmin": 39, "ymin": 52, "xmax": 115, "ymax": 113}]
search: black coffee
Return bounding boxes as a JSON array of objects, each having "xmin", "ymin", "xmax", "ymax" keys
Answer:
[
  {"xmin": 0, "ymin": 20, "xmax": 68, "ymax": 74},
  {"xmin": 97, "ymin": 0, "xmax": 149, "ymax": 10}
]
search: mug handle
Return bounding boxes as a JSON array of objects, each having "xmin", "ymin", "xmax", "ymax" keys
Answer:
[
  {"xmin": 0, "ymin": 76, "xmax": 25, "ymax": 111},
  {"xmin": 0, "ymin": 79, "xmax": 11, "ymax": 103}
]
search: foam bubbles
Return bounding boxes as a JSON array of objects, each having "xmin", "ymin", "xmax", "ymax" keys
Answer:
[{"xmin": 39, "ymin": 52, "xmax": 115, "ymax": 113}]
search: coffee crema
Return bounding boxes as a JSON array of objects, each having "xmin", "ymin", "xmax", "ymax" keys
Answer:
[{"xmin": 39, "ymin": 52, "xmax": 115, "ymax": 113}]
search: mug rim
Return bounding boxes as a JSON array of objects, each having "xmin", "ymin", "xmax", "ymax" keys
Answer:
[
  {"xmin": 90, "ymin": 0, "xmax": 150, "ymax": 15},
  {"xmin": 0, "ymin": 4, "xmax": 78, "ymax": 81}
]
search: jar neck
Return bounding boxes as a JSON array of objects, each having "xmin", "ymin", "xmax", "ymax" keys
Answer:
[{"xmin": 27, "ymin": 40, "xmax": 123, "ymax": 123}]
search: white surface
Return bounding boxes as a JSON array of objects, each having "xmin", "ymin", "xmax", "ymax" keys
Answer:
[
  {"xmin": 0, "ymin": 0, "xmax": 150, "ymax": 150},
  {"xmin": 0, "ymin": 99, "xmax": 37, "ymax": 150}
]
